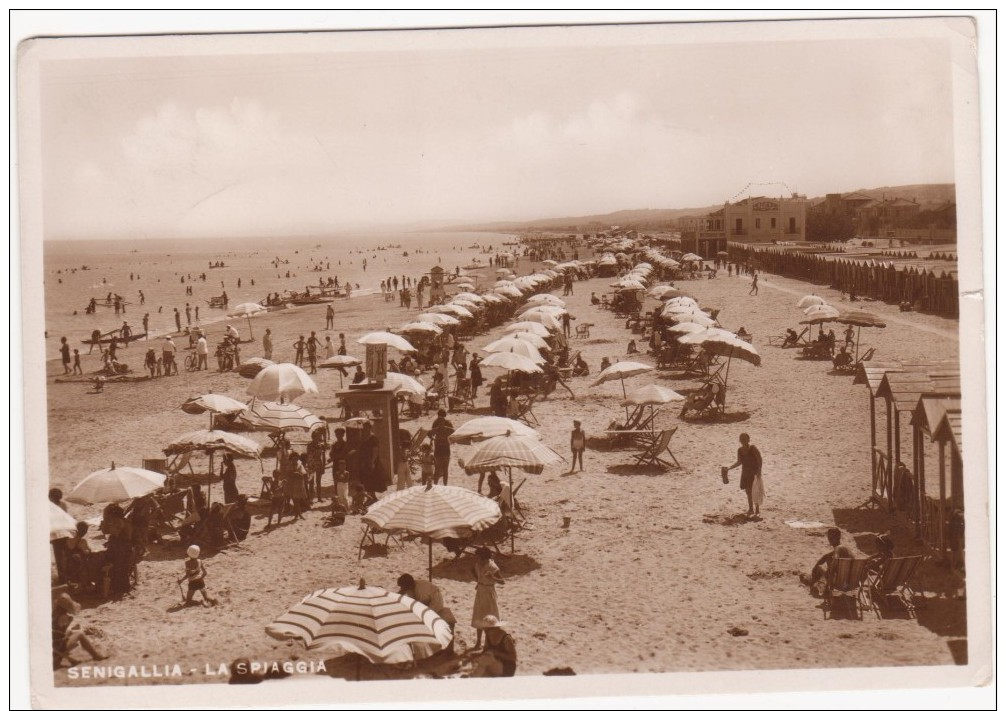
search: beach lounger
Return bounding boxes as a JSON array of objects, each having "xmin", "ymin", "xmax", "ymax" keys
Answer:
[
  {"xmin": 631, "ymin": 428, "xmax": 680, "ymax": 469},
  {"xmin": 357, "ymin": 523, "xmax": 407, "ymax": 560},
  {"xmin": 867, "ymin": 555, "xmax": 925, "ymax": 617},
  {"xmin": 822, "ymin": 557, "xmax": 871, "ymax": 620},
  {"xmin": 679, "ymin": 380, "xmax": 726, "ymax": 420},
  {"xmin": 508, "ymin": 393, "xmax": 539, "ymax": 426},
  {"xmin": 769, "ymin": 326, "xmax": 809, "ymax": 348},
  {"xmin": 450, "ymin": 377, "xmax": 475, "ymax": 412}
]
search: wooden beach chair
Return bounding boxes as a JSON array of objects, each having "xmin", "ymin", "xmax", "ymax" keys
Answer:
[
  {"xmin": 450, "ymin": 377, "xmax": 476, "ymax": 412},
  {"xmin": 631, "ymin": 428, "xmax": 681, "ymax": 469},
  {"xmin": 867, "ymin": 555, "xmax": 925, "ymax": 617},
  {"xmin": 822, "ymin": 557, "xmax": 871, "ymax": 620},
  {"xmin": 855, "ymin": 347, "xmax": 876, "ymax": 365},
  {"xmin": 508, "ymin": 393, "xmax": 539, "ymax": 426},
  {"xmin": 680, "ymin": 377, "xmax": 727, "ymax": 420},
  {"xmin": 575, "ymin": 323, "xmax": 591, "ymax": 339},
  {"xmin": 768, "ymin": 326, "xmax": 809, "ymax": 348}
]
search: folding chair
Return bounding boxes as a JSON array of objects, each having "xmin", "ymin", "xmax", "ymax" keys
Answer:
[
  {"xmin": 631, "ymin": 428, "xmax": 681, "ymax": 469},
  {"xmin": 509, "ymin": 393, "xmax": 539, "ymax": 426},
  {"xmin": 680, "ymin": 381, "xmax": 726, "ymax": 420},
  {"xmin": 450, "ymin": 377, "xmax": 476, "ymax": 412},
  {"xmin": 357, "ymin": 524, "xmax": 407, "ymax": 560},
  {"xmin": 575, "ymin": 323, "xmax": 591, "ymax": 339},
  {"xmin": 867, "ymin": 555, "xmax": 925, "ymax": 617},
  {"xmin": 823, "ymin": 557, "xmax": 871, "ymax": 620}
]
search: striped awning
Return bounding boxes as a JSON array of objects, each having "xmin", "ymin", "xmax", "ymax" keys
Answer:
[{"xmin": 265, "ymin": 581, "xmax": 453, "ymax": 663}]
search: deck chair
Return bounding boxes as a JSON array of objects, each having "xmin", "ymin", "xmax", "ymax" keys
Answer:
[
  {"xmin": 680, "ymin": 381, "xmax": 726, "ymax": 419},
  {"xmin": 684, "ymin": 349, "xmax": 713, "ymax": 377},
  {"xmin": 357, "ymin": 523, "xmax": 407, "ymax": 560},
  {"xmin": 404, "ymin": 428, "xmax": 429, "ymax": 471},
  {"xmin": 148, "ymin": 490, "xmax": 190, "ymax": 542},
  {"xmin": 823, "ymin": 557, "xmax": 871, "ymax": 620},
  {"xmin": 867, "ymin": 555, "xmax": 925, "ymax": 617},
  {"xmin": 424, "ymin": 383, "xmax": 449, "ymax": 413},
  {"xmin": 508, "ymin": 393, "xmax": 539, "ymax": 426},
  {"xmin": 855, "ymin": 347, "xmax": 876, "ymax": 365},
  {"xmin": 575, "ymin": 323, "xmax": 591, "ymax": 339},
  {"xmin": 770, "ymin": 326, "xmax": 809, "ymax": 348},
  {"xmin": 450, "ymin": 377, "xmax": 476, "ymax": 412},
  {"xmin": 631, "ymin": 428, "xmax": 681, "ymax": 469}
]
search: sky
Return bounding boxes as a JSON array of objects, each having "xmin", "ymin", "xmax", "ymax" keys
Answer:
[{"xmin": 30, "ymin": 20, "xmax": 960, "ymax": 240}]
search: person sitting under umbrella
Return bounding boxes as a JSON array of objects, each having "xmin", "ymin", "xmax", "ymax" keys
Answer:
[
  {"xmin": 832, "ymin": 346, "xmax": 853, "ymax": 370},
  {"xmin": 571, "ymin": 353, "xmax": 589, "ymax": 377}
]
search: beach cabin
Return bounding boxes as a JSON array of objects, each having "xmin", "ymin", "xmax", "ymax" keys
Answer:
[
  {"xmin": 911, "ymin": 396, "xmax": 963, "ymax": 562},
  {"xmin": 854, "ymin": 360, "xmax": 958, "ymax": 510},
  {"xmin": 428, "ymin": 266, "xmax": 446, "ymax": 305},
  {"xmin": 337, "ymin": 385, "xmax": 403, "ymax": 482}
]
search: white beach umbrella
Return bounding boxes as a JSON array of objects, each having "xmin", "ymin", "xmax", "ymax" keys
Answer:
[
  {"xmin": 65, "ymin": 463, "xmax": 166, "ymax": 505},
  {"xmin": 358, "ymin": 331, "xmax": 418, "ymax": 352},
  {"xmin": 483, "ymin": 338, "xmax": 545, "ymax": 363},
  {"xmin": 622, "ymin": 384, "xmax": 685, "ymax": 406},
  {"xmin": 479, "ymin": 351, "xmax": 543, "ymax": 374},
  {"xmin": 448, "ymin": 416, "xmax": 540, "ymax": 444},
  {"xmin": 382, "ymin": 371, "xmax": 427, "ymax": 397},
  {"xmin": 228, "ymin": 302, "xmax": 267, "ymax": 339},
  {"xmin": 592, "ymin": 361, "xmax": 654, "ymax": 397},
  {"xmin": 503, "ymin": 321, "xmax": 552, "ymax": 338},
  {"xmin": 418, "ymin": 312, "xmax": 460, "ymax": 326},
  {"xmin": 508, "ymin": 332, "xmax": 551, "ymax": 350},
  {"xmin": 246, "ymin": 363, "xmax": 319, "ymax": 402},
  {"xmin": 797, "ymin": 294, "xmax": 826, "ymax": 308},
  {"xmin": 50, "ymin": 502, "xmax": 78, "ymax": 541},
  {"xmin": 526, "ymin": 294, "xmax": 565, "ymax": 307},
  {"xmin": 669, "ymin": 312, "xmax": 716, "ymax": 327},
  {"xmin": 396, "ymin": 321, "xmax": 443, "ymax": 335},
  {"xmin": 668, "ymin": 321, "xmax": 708, "ymax": 335}
]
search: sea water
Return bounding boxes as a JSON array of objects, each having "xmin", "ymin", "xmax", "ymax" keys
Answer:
[{"xmin": 38, "ymin": 231, "xmax": 515, "ymax": 352}]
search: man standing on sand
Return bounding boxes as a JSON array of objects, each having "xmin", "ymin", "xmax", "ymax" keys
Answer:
[
  {"xmin": 142, "ymin": 313, "xmax": 150, "ymax": 337},
  {"xmin": 262, "ymin": 329, "xmax": 273, "ymax": 360},
  {"xmin": 326, "ymin": 304, "xmax": 335, "ymax": 330},
  {"xmin": 338, "ymin": 333, "xmax": 347, "ymax": 356},
  {"xmin": 749, "ymin": 273, "xmax": 759, "ymax": 296},
  {"xmin": 162, "ymin": 336, "xmax": 178, "ymax": 376},
  {"xmin": 724, "ymin": 432, "xmax": 763, "ymax": 517},
  {"xmin": 196, "ymin": 333, "xmax": 209, "ymax": 371},
  {"xmin": 428, "ymin": 409, "xmax": 455, "ymax": 485},
  {"xmin": 185, "ymin": 303, "xmax": 192, "ymax": 325}
]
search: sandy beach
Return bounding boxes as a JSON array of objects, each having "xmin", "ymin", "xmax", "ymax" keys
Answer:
[{"xmin": 42, "ymin": 260, "xmax": 966, "ymax": 685}]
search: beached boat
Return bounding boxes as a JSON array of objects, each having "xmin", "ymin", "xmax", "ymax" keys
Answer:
[{"xmin": 80, "ymin": 331, "xmax": 148, "ymax": 346}]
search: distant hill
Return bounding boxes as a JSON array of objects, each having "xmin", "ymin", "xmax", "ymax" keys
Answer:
[{"xmin": 452, "ymin": 183, "xmax": 955, "ymax": 233}]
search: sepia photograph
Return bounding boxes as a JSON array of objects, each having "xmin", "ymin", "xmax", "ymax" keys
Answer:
[{"xmin": 13, "ymin": 11, "xmax": 993, "ymax": 709}]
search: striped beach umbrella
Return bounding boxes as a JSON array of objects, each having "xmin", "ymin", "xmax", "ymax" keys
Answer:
[
  {"xmin": 237, "ymin": 400, "xmax": 324, "ymax": 432},
  {"xmin": 265, "ymin": 579, "xmax": 453, "ymax": 664},
  {"xmin": 363, "ymin": 483, "xmax": 502, "ymax": 578}
]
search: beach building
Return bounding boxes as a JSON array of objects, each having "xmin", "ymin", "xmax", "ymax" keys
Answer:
[{"xmin": 677, "ymin": 194, "xmax": 807, "ymax": 258}]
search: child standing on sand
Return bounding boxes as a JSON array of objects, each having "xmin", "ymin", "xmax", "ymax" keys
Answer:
[
  {"xmin": 178, "ymin": 545, "xmax": 217, "ymax": 607},
  {"xmin": 419, "ymin": 443, "xmax": 435, "ymax": 485},
  {"xmin": 72, "ymin": 349, "xmax": 82, "ymax": 375},
  {"xmin": 569, "ymin": 420, "xmax": 586, "ymax": 472}
]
